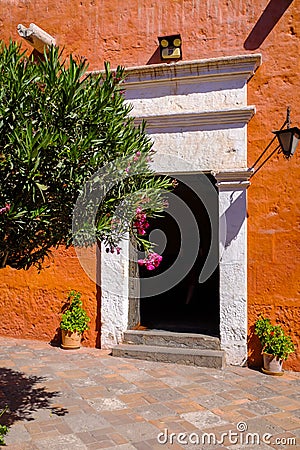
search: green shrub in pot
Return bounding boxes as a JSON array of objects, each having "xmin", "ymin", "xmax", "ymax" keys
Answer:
[{"xmin": 60, "ymin": 291, "xmax": 90, "ymax": 349}]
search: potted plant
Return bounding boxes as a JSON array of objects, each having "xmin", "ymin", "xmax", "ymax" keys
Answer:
[
  {"xmin": 60, "ymin": 290, "xmax": 90, "ymax": 349},
  {"xmin": 255, "ymin": 317, "xmax": 295, "ymax": 375}
]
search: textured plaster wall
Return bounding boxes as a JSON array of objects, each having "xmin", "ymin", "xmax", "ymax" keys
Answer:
[
  {"xmin": 0, "ymin": 0, "xmax": 299, "ymax": 369},
  {"xmin": 0, "ymin": 247, "xmax": 98, "ymax": 346},
  {"xmin": 0, "ymin": 0, "xmax": 295, "ymax": 71},
  {"xmin": 243, "ymin": 4, "xmax": 300, "ymax": 371}
]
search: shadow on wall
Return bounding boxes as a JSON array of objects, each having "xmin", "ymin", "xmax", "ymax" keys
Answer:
[
  {"xmin": 50, "ymin": 327, "xmax": 62, "ymax": 347},
  {"xmin": 247, "ymin": 324, "xmax": 263, "ymax": 368},
  {"xmin": 0, "ymin": 368, "xmax": 68, "ymax": 427},
  {"xmin": 50, "ymin": 299, "xmax": 70, "ymax": 347},
  {"xmin": 146, "ymin": 47, "xmax": 161, "ymax": 65},
  {"xmin": 221, "ymin": 191, "xmax": 247, "ymax": 249},
  {"xmin": 244, "ymin": 0, "xmax": 294, "ymax": 50}
]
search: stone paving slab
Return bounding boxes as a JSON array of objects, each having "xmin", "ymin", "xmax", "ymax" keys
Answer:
[{"xmin": 0, "ymin": 337, "xmax": 299, "ymax": 449}]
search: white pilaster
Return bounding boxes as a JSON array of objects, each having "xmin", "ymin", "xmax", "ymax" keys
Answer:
[
  {"xmin": 214, "ymin": 169, "xmax": 253, "ymax": 365},
  {"xmin": 100, "ymin": 239, "xmax": 129, "ymax": 348}
]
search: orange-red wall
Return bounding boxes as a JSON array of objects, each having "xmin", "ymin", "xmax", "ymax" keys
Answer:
[
  {"xmin": 1, "ymin": 248, "xmax": 99, "ymax": 347},
  {"xmin": 0, "ymin": 0, "xmax": 299, "ymax": 368}
]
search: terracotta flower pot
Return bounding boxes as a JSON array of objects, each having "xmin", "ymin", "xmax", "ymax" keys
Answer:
[
  {"xmin": 262, "ymin": 352, "xmax": 284, "ymax": 376},
  {"xmin": 61, "ymin": 329, "xmax": 82, "ymax": 350}
]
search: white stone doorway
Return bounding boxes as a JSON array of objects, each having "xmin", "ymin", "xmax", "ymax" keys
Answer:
[{"xmin": 99, "ymin": 54, "xmax": 261, "ymax": 365}]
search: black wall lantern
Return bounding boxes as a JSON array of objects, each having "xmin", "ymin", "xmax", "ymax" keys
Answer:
[
  {"xmin": 158, "ymin": 34, "xmax": 182, "ymax": 61},
  {"xmin": 250, "ymin": 107, "xmax": 299, "ymax": 177},
  {"xmin": 272, "ymin": 106, "xmax": 300, "ymax": 158},
  {"xmin": 273, "ymin": 127, "xmax": 300, "ymax": 158}
]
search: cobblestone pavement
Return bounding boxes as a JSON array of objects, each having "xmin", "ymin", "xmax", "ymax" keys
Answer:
[{"xmin": 0, "ymin": 337, "xmax": 299, "ymax": 450}]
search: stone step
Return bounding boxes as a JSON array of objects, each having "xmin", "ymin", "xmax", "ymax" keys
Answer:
[
  {"xmin": 112, "ymin": 344, "xmax": 225, "ymax": 369},
  {"xmin": 123, "ymin": 329, "xmax": 221, "ymax": 350}
]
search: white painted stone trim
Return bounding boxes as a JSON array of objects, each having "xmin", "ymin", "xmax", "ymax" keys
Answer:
[
  {"xmin": 120, "ymin": 54, "xmax": 262, "ymax": 86},
  {"xmin": 134, "ymin": 107, "xmax": 256, "ymax": 129},
  {"xmin": 91, "ymin": 54, "xmax": 262, "ymax": 87},
  {"xmin": 213, "ymin": 169, "xmax": 254, "ymax": 190}
]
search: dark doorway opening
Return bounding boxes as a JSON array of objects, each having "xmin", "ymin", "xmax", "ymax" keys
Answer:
[{"xmin": 139, "ymin": 174, "xmax": 219, "ymax": 336}]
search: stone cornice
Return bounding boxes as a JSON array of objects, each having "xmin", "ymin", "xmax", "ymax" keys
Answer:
[
  {"xmin": 134, "ymin": 107, "xmax": 255, "ymax": 130},
  {"xmin": 125, "ymin": 54, "xmax": 261, "ymax": 87},
  {"xmin": 213, "ymin": 169, "xmax": 254, "ymax": 190},
  {"xmin": 90, "ymin": 54, "xmax": 262, "ymax": 87}
]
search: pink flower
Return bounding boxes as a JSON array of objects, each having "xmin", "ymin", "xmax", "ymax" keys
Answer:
[
  {"xmin": 133, "ymin": 151, "xmax": 141, "ymax": 162},
  {"xmin": 0, "ymin": 203, "xmax": 10, "ymax": 215},
  {"xmin": 138, "ymin": 252, "xmax": 163, "ymax": 270},
  {"xmin": 134, "ymin": 208, "xmax": 150, "ymax": 236}
]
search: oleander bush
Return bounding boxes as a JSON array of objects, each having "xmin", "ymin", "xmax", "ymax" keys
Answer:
[{"xmin": 0, "ymin": 40, "xmax": 171, "ymax": 270}]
